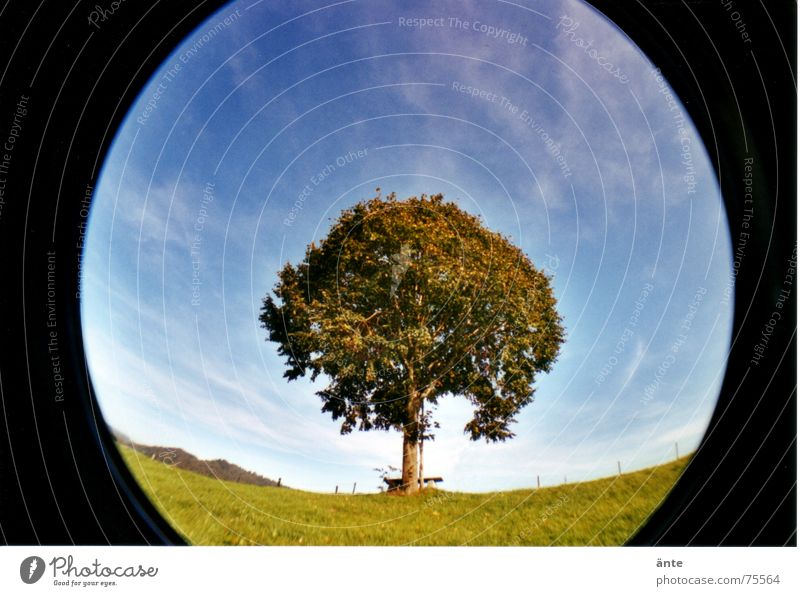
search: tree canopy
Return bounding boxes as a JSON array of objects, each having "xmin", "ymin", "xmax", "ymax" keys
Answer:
[{"xmin": 260, "ymin": 191, "xmax": 564, "ymax": 492}]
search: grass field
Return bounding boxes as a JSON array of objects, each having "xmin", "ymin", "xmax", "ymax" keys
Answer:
[{"xmin": 119, "ymin": 443, "xmax": 688, "ymax": 546}]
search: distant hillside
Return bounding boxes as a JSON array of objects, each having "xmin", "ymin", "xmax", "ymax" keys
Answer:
[{"xmin": 114, "ymin": 432, "xmax": 282, "ymax": 488}]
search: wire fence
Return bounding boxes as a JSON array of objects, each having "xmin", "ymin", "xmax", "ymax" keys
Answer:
[{"xmin": 325, "ymin": 442, "xmax": 685, "ymax": 494}]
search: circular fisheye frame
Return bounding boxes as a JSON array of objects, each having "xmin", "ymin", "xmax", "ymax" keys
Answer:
[{"xmin": 81, "ymin": 0, "xmax": 733, "ymax": 546}]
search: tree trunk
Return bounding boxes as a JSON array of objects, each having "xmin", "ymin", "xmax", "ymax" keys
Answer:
[
  {"xmin": 418, "ymin": 402, "xmax": 424, "ymax": 491},
  {"xmin": 401, "ymin": 429, "xmax": 419, "ymax": 494},
  {"xmin": 401, "ymin": 405, "xmax": 419, "ymax": 494},
  {"xmin": 418, "ymin": 434, "xmax": 424, "ymax": 491}
]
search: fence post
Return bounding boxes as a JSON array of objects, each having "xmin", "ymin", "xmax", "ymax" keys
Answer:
[
  {"xmin": 335, "ymin": 485, "xmax": 338, "ymax": 494},
  {"xmin": 277, "ymin": 477, "xmax": 281, "ymax": 488},
  {"xmin": 537, "ymin": 475, "xmax": 540, "ymax": 489},
  {"xmin": 675, "ymin": 442, "xmax": 679, "ymax": 460},
  {"xmin": 618, "ymin": 461, "xmax": 621, "ymax": 476},
  {"xmin": 352, "ymin": 482, "xmax": 357, "ymax": 494}
]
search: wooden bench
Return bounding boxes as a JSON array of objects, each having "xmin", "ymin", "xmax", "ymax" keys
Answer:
[{"xmin": 384, "ymin": 477, "xmax": 443, "ymax": 492}]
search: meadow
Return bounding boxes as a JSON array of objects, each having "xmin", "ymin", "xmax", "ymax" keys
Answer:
[{"xmin": 119, "ymin": 443, "xmax": 688, "ymax": 546}]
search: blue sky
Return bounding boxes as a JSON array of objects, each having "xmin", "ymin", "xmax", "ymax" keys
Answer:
[{"xmin": 82, "ymin": 0, "xmax": 733, "ymax": 493}]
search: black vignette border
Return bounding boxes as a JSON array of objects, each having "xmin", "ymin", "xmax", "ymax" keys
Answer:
[
  {"xmin": 584, "ymin": 0, "xmax": 795, "ymax": 546},
  {"xmin": 0, "ymin": 0, "xmax": 795, "ymax": 545},
  {"xmin": 0, "ymin": 0, "xmax": 231, "ymax": 545}
]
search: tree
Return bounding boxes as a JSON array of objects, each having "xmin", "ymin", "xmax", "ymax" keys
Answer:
[{"xmin": 260, "ymin": 191, "xmax": 565, "ymax": 494}]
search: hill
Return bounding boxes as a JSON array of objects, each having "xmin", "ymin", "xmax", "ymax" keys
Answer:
[
  {"xmin": 115, "ymin": 435, "xmax": 282, "ymax": 488},
  {"xmin": 117, "ymin": 442, "xmax": 689, "ymax": 546}
]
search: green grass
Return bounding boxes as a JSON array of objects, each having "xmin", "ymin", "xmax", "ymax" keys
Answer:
[{"xmin": 119, "ymin": 443, "xmax": 688, "ymax": 546}]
